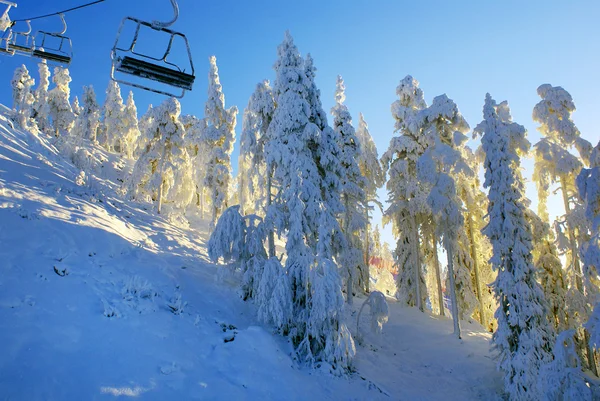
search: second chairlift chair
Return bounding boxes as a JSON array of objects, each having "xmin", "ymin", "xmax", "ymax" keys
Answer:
[
  {"xmin": 32, "ymin": 13, "xmax": 72, "ymax": 66},
  {"xmin": 110, "ymin": 0, "xmax": 195, "ymax": 98}
]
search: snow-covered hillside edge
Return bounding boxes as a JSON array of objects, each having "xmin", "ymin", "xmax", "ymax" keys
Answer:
[{"xmin": 0, "ymin": 106, "xmax": 502, "ymax": 400}]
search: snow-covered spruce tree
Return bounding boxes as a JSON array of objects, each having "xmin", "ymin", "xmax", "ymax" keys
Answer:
[
  {"xmin": 121, "ymin": 91, "xmax": 141, "ymax": 159},
  {"xmin": 264, "ymin": 32, "xmax": 354, "ymax": 371},
  {"xmin": 381, "ymin": 75, "xmax": 429, "ymax": 310},
  {"xmin": 134, "ymin": 104, "xmax": 155, "ymax": 159},
  {"xmin": 31, "ymin": 61, "xmax": 51, "ymax": 134},
  {"xmin": 71, "ymin": 85, "xmax": 100, "ymax": 143},
  {"xmin": 180, "ymin": 113, "xmax": 206, "ymax": 212},
  {"xmin": 539, "ymin": 330, "xmax": 592, "ymax": 401},
  {"xmin": 579, "ymin": 141, "xmax": 600, "ymax": 348},
  {"xmin": 127, "ymin": 98, "xmax": 194, "ymax": 214},
  {"xmin": 476, "ymin": 93, "xmax": 554, "ymax": 401},
  {"xmin": 99, "ymin": 81, "xmax": 125, "ymax": 152},
  {"xmin": 47, "ymin": 67, "xmax": 74, "ymax": 137},
  {"xmin": 238, "ymin": 80, "xmax": 275, "ymax": 216},
  {"xmin": 416, "ymin": 94, "xmax": 476, "ymax": 337},
  {"xmin": 356, "ymin": 112, "xmax": 385, "ymax": 292},
  {"xmin": 204, "ymin": 55, "xmax": 238, "ymax": 231},
  {"xmin": 529, "ymin": 209, "xmax": 569, "ymax": 332},
  {"xmin": 331, "ymin": 75, "xmax": 367, "ymax": 304},
  {"xmin": 533, "ymin": 84, "xmax": 597, "ymax": 373},
  {"xmin": 11, "ymin": 64, "xmax": 35, "ymax": 128}
]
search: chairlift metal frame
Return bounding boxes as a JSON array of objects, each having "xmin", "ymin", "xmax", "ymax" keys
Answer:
[
  {"xmin": 32, "ymin": 13, "xmax": 72, "ymax": 66},
  {"xmin": 110, "ymin": 0, "xmax": 195, "ymax": 98}
]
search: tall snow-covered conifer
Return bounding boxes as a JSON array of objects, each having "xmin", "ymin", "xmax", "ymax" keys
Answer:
[
  {"xmin": 121, "ymin": 91, "xmax": 141, "ymax": 159},
  {"xmin": 127, "ymin": 98, "xmax": 194, "ymax": 213},
  {"xmin": 100, "ymin": 81, "xmax": 125, "ymax": 152},
  {"xmin": 476, "ymin": 94, "xmax": 554, "ymax": 401},
  {"xmin": 47, "ymin": 67, "xmax": 74, "ymax": 137},
  {"xmin": 355, "ymin": 113, "xmax": 384, "ymax": 293},
  {"xmin": 11, "ymin": 65, "xmax": 35, "ymax": 128},
  {"xmin": 264, "ymin": 32, "xmax": 354, "ymax": 370},
  {"xmin": 238, "ymin": 80, "xmax": 275, "ymax": 216},
  {"xmin": 32, "ymin": 61, "xmax": 51, "ymax": 134},
  {"xmin": 331, "ymin": 75, "xmax": 367, "ymax": 304},
  {"xmin": 204, "ymin": 56, "xmax": 238, "ymax": 230},
  {"xmin": 71, "ymin": 85, "xmax": 100, "ymax": 143},
  {"xmin": 381, "ymin": 75, "xmax": 429, "ymax": 310}
]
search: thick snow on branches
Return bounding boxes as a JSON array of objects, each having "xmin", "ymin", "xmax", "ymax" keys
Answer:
[{"xmin": 476, "ymin": 94, "xmax": 554, "ymax": 401}]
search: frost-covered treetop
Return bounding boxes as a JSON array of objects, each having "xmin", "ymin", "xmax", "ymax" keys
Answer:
[
  {"xmin": 533, "ymin": 84, "xmax": 580, "ymax": 146},
  {"xmin": 421, "ymin": 94, "xmax": 470, "ymax": 147},
  {"xmin": 273, "ymin": 31, "xmax": 307, "ymax": 103},
  {"xmin": 334, "ymin": 75, "xmax": 346, "ymax": 105},
  {"xmin": 205, "ymin": 55, "xmax": 227, "ymax": 127},
  {"xmin": 52, "ymin": 67, "xmax": 72, "ymax": 94},
  {"xmin": 475, "ymin": 94, "xmax": 529, "ymax": 158},
  {"xmin": 249, "ymin": 80, "xmax": 275, "ymax": 128}
]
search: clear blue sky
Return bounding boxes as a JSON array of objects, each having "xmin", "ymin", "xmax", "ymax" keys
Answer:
[{"xmin": 0, "ymin": 0, "xmax": 598, "ymax": 246}]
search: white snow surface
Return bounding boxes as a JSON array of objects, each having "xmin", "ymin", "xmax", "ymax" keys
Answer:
[{"xmin": 0, "ymin": 105, "xmax": 502, "ymax": 400}]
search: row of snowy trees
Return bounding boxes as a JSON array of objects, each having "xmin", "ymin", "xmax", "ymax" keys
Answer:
[
  {"xmin": 380, "ymin": 75, "xmax": 599, "ymax": 399},
  {"xmin": 11, "ymin": 57, "xmax": 238, "ymax": 229}
]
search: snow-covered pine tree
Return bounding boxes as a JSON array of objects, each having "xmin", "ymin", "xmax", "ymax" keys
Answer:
[
  {"xmin": 579, "ymin": 140, "xmax": 600, "ymax": 349},
  {"xmin": 416, "ymin": 94, "xmax": 476, "ymax": 336},
  {"xmin": 134, "ymin": 104, "xmax": 154, "ymax": 159},
  {"xmin": 529, "ymin": 209, "xmax": 569, "ymax": 331},
  {"xmin": 203, "ymin": 56, "xmax": 238, "ymax": 231},
  {"xmin": 238, "ymin": 80, "xmax": 275, "ymax": 216},
  {"xmin": 121, "ymin": 91, "xmax": 141, "ymax": 159},
  {"xmin": 127, "ymin": 98, "xmax": 194, "ymax": 214},
  {"xmin": 356, "ymin": 112, "xmax": 385, "ymax": 292},
  {"xmin": 32, "ymin": 60, "xmax": 51, "ymax": 135},
  {"xmin": 99, "ymin": 81, "xmax": 125, "ymax": 152},
  {"xmin": 476, "ymin": 93, "xmax": 554, "ymax": 400},
  {"xmin": 264, "ymin": 32, "xmax": 353, "ymax": 370},
  {"xmin": 72, "ymin": 96, "xmax": 82, "ymax": 116},
  {"xmin": 11, "ymin": 64, "xmax": 35, "ymax": 128},
  {"xmin": 532, "ymin": 84, "xmax": 597, "ymax": 373},
  {"xmin": 331, "ymin": 75, "xmax": 367, "ymax": 304},
  {"xmin": 381, "ymin": 75, "xmax": 429, "ymax": 310},
  {"xmin": 71, "ymin": 85, "xmax": 100, "ymax": 143},
  {"xmin": 539, "ymin": 330, "xmax": 592, "ymax": 401},
  {"xmin": 47, "ymin": 67, "xmax": 74, "ymax": 137}
]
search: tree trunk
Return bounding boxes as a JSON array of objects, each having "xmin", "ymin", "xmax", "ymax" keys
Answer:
[
  {"xmin": 560, "ymin": 174, "xmax": 597, "ymax": 376},
  {"xmin": 344, "ymin": 195, "xmax": 353, "ymax": 305},
  {"xmin": 266, "ymin": 164, "xmax": 275, "ymax": 258},
  {"xmin": 445, "ymin": 236, "xmax": 461, "ymax": 339},
  {"xmin": 466, "ymin": 208, "xmax": 486, "ymax": 327},
  {"xmin": 432, "ymin": 233, "xmax": 445, "ymax": 317},
  {"xmin": 364, "ymin": 206, "xmax": 370, "ymax": 293},
  {"xmin": 412, "ymin": 214, "xmax": 423, "ymax": 312},
  {"xmin": 239, "ymin": 162, "xmax": 245, "ymax": 215},
  {"xmin": 157, "ymin": 146, "xmax": 168, "ymax": 215}
]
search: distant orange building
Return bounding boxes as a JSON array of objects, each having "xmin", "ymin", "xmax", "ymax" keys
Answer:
[{"xmin": 369, "ymin": 256, "xmax": 397, "ymax": 275}]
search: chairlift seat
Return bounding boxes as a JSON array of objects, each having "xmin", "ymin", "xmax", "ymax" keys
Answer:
[
  {"xmin": 116, "ymin": 55, "xmax": 194, "ymax": 91},
  {"xmin": 32, "ymin": 48, "xmax": 70, "ymax": 65},
  {"xmin": 9, "ymin": 43, "xmax": 31, "ymax": 53}
]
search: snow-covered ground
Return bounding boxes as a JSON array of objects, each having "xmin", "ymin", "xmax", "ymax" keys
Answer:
[{"xmin": 0, "ymin": 107, "xmax": 502, "ymax": 400}]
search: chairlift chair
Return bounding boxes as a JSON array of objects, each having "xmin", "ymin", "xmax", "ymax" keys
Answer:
[
  {"xmin": 32, "ymin": 13, "xmax": 72, "ymax": 66},
  {"xmin": 7, "ymin": 19, "xmax": 33, "ymax": 55},
  {"xmin": 110, "ymin": 0, "xmax": 195, "ymax": 98}
]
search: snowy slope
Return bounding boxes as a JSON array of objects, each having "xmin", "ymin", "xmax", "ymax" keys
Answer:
[{"xmin": 0, "ymin": 107, "xmax": 502, "ymax": 400}]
